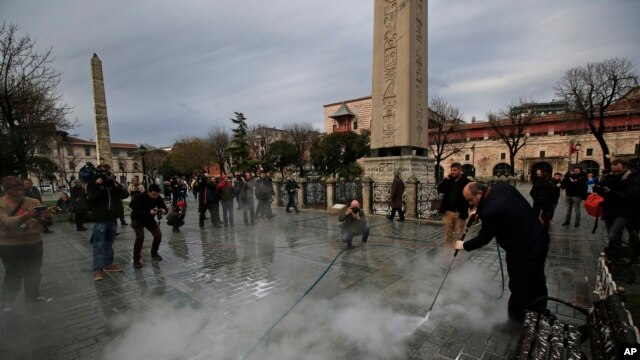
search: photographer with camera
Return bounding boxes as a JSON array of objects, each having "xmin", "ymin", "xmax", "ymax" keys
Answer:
[
  {"xmin": 0, "ymin": 176, "xmax": 54, "ymax": 310},
  {"xmin": 86, "ymin": 164, "xmax": 129, "ymax": 281},
  {"xmin": 338, "ymin": 200, "xmax": 370, "ymax": 247},
  {"xmin": 593, "ymin": 160, "xmax": 640, "ymax": 264},
  {"xmin": 129, "ymin": 183, "xmax": 168, "ymax": 268}
]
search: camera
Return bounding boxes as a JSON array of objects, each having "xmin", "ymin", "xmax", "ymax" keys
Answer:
[{"xmin": 351, "ymin": 206, "xmax": 360, "ymax": 214}]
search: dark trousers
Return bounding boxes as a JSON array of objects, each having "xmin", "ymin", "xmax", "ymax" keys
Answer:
[
  {"xmin": 221, "ymin": 200, "xmax": 234, "ymax": 225},
  {"xmin": 242, "ymin": 197, "xmax": 255, "ymax": 224},
  {"xmin": 533, "ymin": 204, "xmax": 551, "ymax": 231},
  {"xmin": 256, "ymin": 197, "xmax": 273, "ymax": 219},
  {"xmin": 0, "ymin": 242, "xmax": 44, "ymax": 304},
  {"xmin": 286, "ymin": 193, "xmax": 298, "ymax": 212},
  {"xmin": 389, "ymin": 207, "xmax": 404, "ymax": 220},
  {"xmin": 74, "ymin": 212, "xmax": 85, "ymax": 229},
  {"xmin": 131, "ymin": 220, "xmax": 162, "ymax": 260},
  {"xmin": 199, "ymin": 202, "xmax": 221, "ymax": 226},
  {"xmin": 341, "ymin": 224, "xmax": 370, "ymax": 244},
  {"xmin": 505, "ymin": 251, "xmax": 548, "ymax": 322}
]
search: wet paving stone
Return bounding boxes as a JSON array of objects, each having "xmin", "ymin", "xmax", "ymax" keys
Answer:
[{"xmin": 0, "ymin": 191, "xmax": 606, "ymax": 359}]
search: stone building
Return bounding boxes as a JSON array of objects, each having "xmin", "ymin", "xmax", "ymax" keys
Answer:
[
  {"xmin": 324, "ymin": 95, "xmax": 640, "ymax": 180},
  {"xmin": 31, "ymin": 133, "xmax": 143, "ymax": 190}
]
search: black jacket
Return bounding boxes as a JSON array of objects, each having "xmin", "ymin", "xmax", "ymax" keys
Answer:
[
  {"xmin": 86, "ymin": 182, "xmax": 129, "ymax": 221},
  {"xmin": 529, "ymin": 178, "xmax": 556, "ymax": 211},
  {"xmin": 437, "ymin": 175, "xmax": 471, "ymax": 219},
  {"xmin": 596, "ymin": 169, "xmax": 640, "ymax": 221},
  {"xmin": 129, "ymin": 191, "xmax": 168, "ymax": 224},
  {"xmin": 561, "ymin": 171, "xmax": 588, "ymax": 199},
  {"xmin": 464, "ymin": 182, "xmax": 549, "ymax": 258}
]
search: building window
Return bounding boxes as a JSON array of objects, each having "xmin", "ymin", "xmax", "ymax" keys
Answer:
[
  {"xmin": 68, "ymin": 161, "xmax": 75, "ymax": 170},
  {"xmin": 631, "ymin": 124, "xmax": 640, "ymax": 130},
  {"xmin": 539, "ymin": 151, "xmax": 545, "ymax": 158},
  {"xmin": 118, "ymin": 162, "xmax": 125, "ymax": 171},
  {"xmin": 133, "ymin": 163, "xmax": 139, "ymax": 171},
  {"xmin": 66, "ymin": 147, "xmax": 73, "ymax": 156},
  {"xmin": 353, "ymin": 121, "xmax": 358, "ymax": 130},
  {"xmin": 38, "ymin": 145, "xmax": 52, "ymax": 155},
  {"xmin": 332, "ymin": 124, "xmax": 336, "ymax": 132},
  {"xmin": 635, "ymin": 144, "xmax": 640, "ymax": 156},
  {"xmin": 112, "ymin": 150, "xmax": 120, "ymax": 157},
  {"xmin": 586, "ymin": 148, "xmax": 593, "ymax": 156},
  {"xmin": 500, "ymin": 153, "xmax": 506, "ymax": 160},
  {"xmin": 617, "ymin": 125, "xmax": 627, "ymax": 131},
  {"xmin": 127, "ymin": 150, "xmax": 135, "ymax": 157},
  {"xmin": 465, "ymin": 154, "xmax": 470, "ymax": 161},
  {"xmin": 85, "ymin": 146, "xmax": 91, "ymax": 156}
]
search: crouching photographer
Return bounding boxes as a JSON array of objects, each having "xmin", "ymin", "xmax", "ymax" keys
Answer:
[
  {"xmin": 338, "ymin": 200, "xmax": 370, "ymax": 247},
  {"xmin": 593, "ymin": 160, "xmax": 640, "ymax": 264},
  {"xmin": 86, "ymin": 164, "xmax": 129, "ymax": 281},
  {"xmin": 129, "ymin": 183, "xmax": 167, "ymax": 268}
]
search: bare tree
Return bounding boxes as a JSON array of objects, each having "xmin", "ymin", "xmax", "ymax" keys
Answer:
[
  {"xmin": 428, "ymin": 97, "xmax": 466, "ymax": 181},
  {"xmin": 246, "ymin": 123, "xmax": 279, "ymax": 162},
  {"xmin": 555, "ymin": 57, "xmax": 639, "ymax": 171},
  {"xmin": 283, "ymin": 122, "xmax": 318, "ymax": 177},
  {"xmin": 168, "ymin": 136, "xmax": 211, "ymax": 174},
  {"xmin": 0, "ymin": 23, "xmax": 73, "ymax": 177},
  {"xmin": 142, "ymin": 147, "xmax": 169, "ymax": 183},
  {"xmin": 206, "ymin": 125, "xmax": 231, "ymax": 176},
  {"xmin": 487, "ymin": 100, "xmax": 538, "ymax": 176}
]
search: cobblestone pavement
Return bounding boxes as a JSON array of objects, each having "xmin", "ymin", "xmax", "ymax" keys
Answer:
[{"xmin": 1, "ymin": 189, "xmax": 607, "ymax": 360}]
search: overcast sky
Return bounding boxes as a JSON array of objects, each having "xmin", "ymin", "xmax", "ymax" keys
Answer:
[{"xmin": 3, "ymin": 0, "xmax": 639, "ymax": 146}]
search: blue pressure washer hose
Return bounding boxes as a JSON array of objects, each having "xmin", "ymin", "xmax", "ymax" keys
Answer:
[{"xmin": 240, "ymin": 243, "xmax": 417, "ymax": 360}]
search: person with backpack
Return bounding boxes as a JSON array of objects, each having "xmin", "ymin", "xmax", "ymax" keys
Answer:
[
  {"xmin": 530, "ymin": 169, "xmax": 555, "ymax": 231},
  {"xmin": 593, "ymin": 160, "xmax": 640, "ymax": 263}
]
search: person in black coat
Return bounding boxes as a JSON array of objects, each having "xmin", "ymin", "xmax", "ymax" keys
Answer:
[
  {"xmin": 129, "ymin": 183, "xmax": 167, "ymax": 268},
  {"xmin": 455, "ymin": 181, "xmax": 549, "ymax": 323},
  {"xmin": 594, "ymin": 160, "xmax": 640, "ymax": 262},
  {"xmin": 529, "ymin": 169, "xmax": 555, "ymax": 231},
  {"xmin": 70, "ymin": 180, "xmax": 88, "ymax": 231},
  {"xmin": 560, "ymin": 166, "xmax": 588, "ymax": 227},
  {"xmin": 437, "ymin": 163, "xmax": 471, "ymax": 248}
]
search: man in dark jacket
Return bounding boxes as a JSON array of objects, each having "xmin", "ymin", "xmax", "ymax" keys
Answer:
[
  {"xmin": 284, "ymin": 173, "xmax": 300, "ymax": 213},
  {"xmin": 86, "ymin": 164, "xmax": 129, "ymax": 281},
  {"xmin": 129, "ymin": 183, "xmax": 167, "ymax": 268},
  {"xmin": 70, "ymin": 179, "xmax": 88, "ymax": 231},
  {"xmin": 437, "ymin": 163, "xmax": 471, "ymax": 248},
  {"xmin": 594, "ymin": 160, "xmax": 640, "ymax": 263},
  {"xmin": 455, "ymin": 181, "xmax": 549, "ymax": 323},
  {"xmin": 529, "ymin": 169, "xmax": 555, "ymax": 231},
  {"xmin": 217, "ymin": 176, "xmax": 235, "ymax": 226},
  {"xmin": 561, "ymin": 166, "xmax": 588, "ymax": 227},
  {"xmin": 387, "ymin": 172, "xmax": 405, "ymax": 221},
  {"xmin": 255, "ymin": 170, "xmax": 275, "ymax": 220},
  {"xmin": 339, "ymin": 200, "xmax": 370, "ymax": 247},
  {"xmin": 197, "ymin": 174, "xmax": 221, "ymax": 228},
  {"xmin": 240, "ymin": 172, "xmax": 256, "ymax": 225}
]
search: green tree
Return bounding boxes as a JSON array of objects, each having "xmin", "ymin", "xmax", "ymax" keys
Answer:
[
  {"xmin": 0, "ymin": 24, "xmax": 72, "ymax": 177},
  {"xmin": 229, "ymin": 112, "xmax": 251, "ymax": 172},
  {"xmin": 310, "ymin": 132, "xmax": 368, "ymax": 178},
  {"xmin": 168, "ymin": 137, "xmax": 211, "ymax": 174},
  {"xmin": 555, "ymin": 57, "xmax": 639, "ymax": 171},
  {"xmin": 265, "ymin": 140, "xmax": 298, "ymax": 177}
]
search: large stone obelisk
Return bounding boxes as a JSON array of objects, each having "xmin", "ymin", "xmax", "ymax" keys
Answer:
[
  {"xmin": 365, "ymin": 0, "xmax": 434, "ymax": 183},
  {"xmin": 91, "ymin": 54, "xmax": 113, "ymax": 166}
]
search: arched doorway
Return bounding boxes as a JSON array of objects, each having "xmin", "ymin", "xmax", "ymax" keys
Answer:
[
  {"xmin": 530, "ymin": 161, "xmax": 552, "ymax": 182},
  {"xmin": 462, "ymin": 164, "xmax": 475, "ymax": 179},
  {"xmin": 492, "ymin": 163, "xmax": 512, "ymax": 177},
  {"xmin": 578, "ymin": 160, "xmax": 600, "ymax": 176}
]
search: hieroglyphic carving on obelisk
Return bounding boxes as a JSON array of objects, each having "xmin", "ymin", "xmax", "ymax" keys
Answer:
[
  {"xmin": 370, "ymin": 0, "xmax": 428, "ymax": 154},
  {"xmin": 91, "ymin": 54, "xmax": 113, "ymax": 166}
]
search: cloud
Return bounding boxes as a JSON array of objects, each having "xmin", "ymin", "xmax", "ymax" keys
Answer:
[{"xmin": 3, "ymin": 0, "xmax": 639, "ymax": 144}]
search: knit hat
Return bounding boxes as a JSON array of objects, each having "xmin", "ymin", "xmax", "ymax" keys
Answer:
[
  {"xmin": 177, "ymin": 201, "xmax": 186, "ymax": 208},
  {"xmin": 2, "ymin": 176, "xmax": 22, "ymax": 191}
]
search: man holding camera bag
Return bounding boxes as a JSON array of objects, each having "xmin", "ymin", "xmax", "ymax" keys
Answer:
[
  {"xmin": 338, "ymin": 199, "xmax": 370, "ymax": 247},
  {"xmin": 129, "ymin": 184, "xmax": 167, "ymax": 268},
  {"xmin": 0, "ymin": 176, "xmax": 54, "ymax": 310},
  {"xmin": 86, "ymin": 164, "xmax": 129, "ymax": 281}
]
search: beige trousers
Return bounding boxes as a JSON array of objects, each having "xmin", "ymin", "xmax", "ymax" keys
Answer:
[{"xmin": 443, "ymin": 211, "xmax": 466, "ymax": 247}]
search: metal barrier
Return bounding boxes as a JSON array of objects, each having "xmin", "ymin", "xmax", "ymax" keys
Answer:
[
  {"xmin": 303, "ymin": 180, "xmax": 327, "ymax": 209},
  {"xmin": 334, "ymin": 180, "xmax": 362, "ymax": 205},
  {"xmin": 416, "ymin": 183, "xmax": 442, "ymax": 220}
]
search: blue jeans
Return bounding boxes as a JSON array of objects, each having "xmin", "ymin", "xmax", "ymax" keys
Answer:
[
  {"xmin": 605, "ymin": 217, "xmax": 640, "ymax": 259},
  {"xmin": 222, "ymin": 200, "xmax": 234, "ymax": 225},
  {"xmin": 341, "ymin": 224, "xmax": 370, "ymax": 244},
  {"xmin": 92, "ymin": 220, "xmax": 117, "ymax": 271},
  {"xmin": 287, "ymin": 193, "xmax": 298, "ymax": 212}
]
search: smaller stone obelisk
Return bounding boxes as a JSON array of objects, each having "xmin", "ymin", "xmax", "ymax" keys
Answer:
[{"xmin": 91, "ymin": 53, "xmax": 113, "ymax": 166}]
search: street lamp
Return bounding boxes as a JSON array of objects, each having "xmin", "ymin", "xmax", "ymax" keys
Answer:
[
  {"xmin": 471, "ymin": 143, "xmax": 476, "ymax": 179},
  {"xmin": 575, "ymin": 142, "xmax": 582, "ymax": 166},
  {"xmin": 138, "ymin": 145, "xmax": 147, "ymax": 189},
  {"xmin": 151, "ymin": 168, "xmax": 158, "ymax": 185}
]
